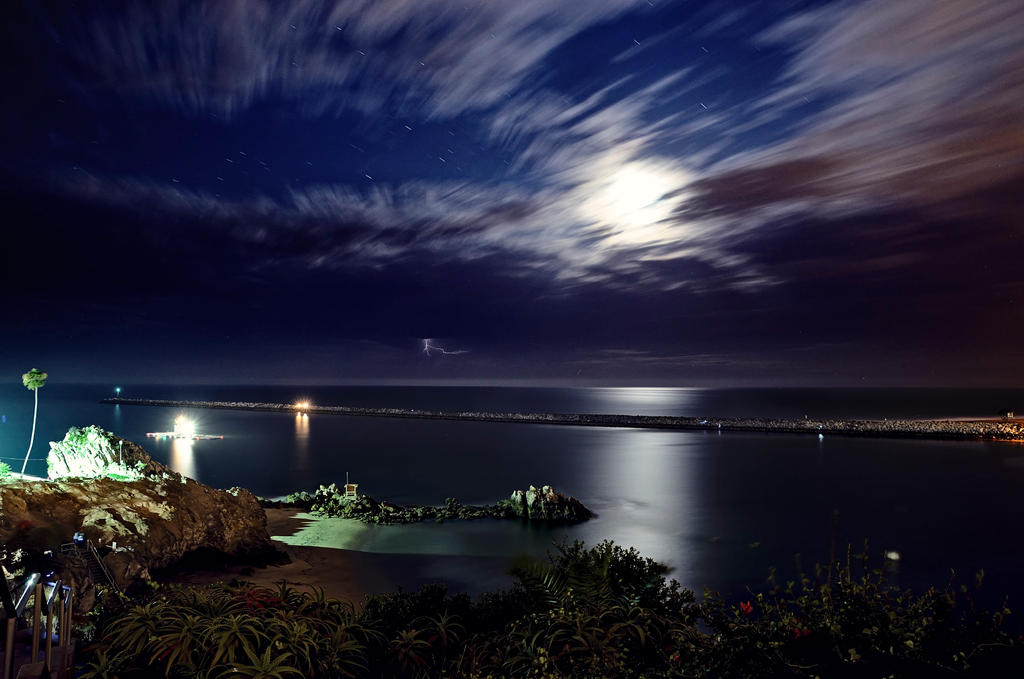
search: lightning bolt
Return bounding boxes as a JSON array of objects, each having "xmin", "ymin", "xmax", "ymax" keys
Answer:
[{"xmin": 422, "ymin": 338, "xmax": 470, "ymax": 356}]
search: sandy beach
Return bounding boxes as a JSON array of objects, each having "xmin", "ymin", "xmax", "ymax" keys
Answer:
[
  {"xmin": 166, "ymin": 510, "xmax": 384, "ymax": 603},
  {"xmin": 167, "ymin": 509, "xmax": 513, "ymax": 606}
]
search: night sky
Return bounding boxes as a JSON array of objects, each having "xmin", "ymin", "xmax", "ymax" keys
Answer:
[{"xmin": 2, "ymin": 0, "xmax": 1023, "ymax": 385}]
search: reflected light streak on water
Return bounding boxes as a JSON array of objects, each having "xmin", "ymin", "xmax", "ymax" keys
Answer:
[
  {"xmin": 584, "ymin": 429, "xmax": 699, "ymax": 578},
  {"xmin": 587, "ymin": 387, "xmax": 697, "ymax": 416},
  {"xmin": 170, "ymin": 438, "xmax": 196, "ymax": 479},
  {"xmin": 293, "ymin": 413, "xmax": 310, "ymax": 471}
]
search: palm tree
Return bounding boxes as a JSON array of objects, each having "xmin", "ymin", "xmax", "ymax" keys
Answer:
[{"xmin": 20, "ymin": 368, "xmax": 47, "ymax": 476}]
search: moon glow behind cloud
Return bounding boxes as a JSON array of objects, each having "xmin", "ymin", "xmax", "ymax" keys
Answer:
[{"xmin": 1, "ymin": 0, "xmax": 1022, "ymax": 383}]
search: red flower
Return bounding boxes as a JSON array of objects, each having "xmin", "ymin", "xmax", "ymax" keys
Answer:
[
  {"xmin": 793, "ymin": 628, "xmax": 810, "ymax": 639},
  {"xmin": 739, "ymin": 601, "xmax": 754, "ymax": 615},
  {"xmin": 234, "ymin": 588, "xmax": 285, "ymax": 612}
]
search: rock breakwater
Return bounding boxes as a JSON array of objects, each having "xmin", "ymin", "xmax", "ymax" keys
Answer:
[
  {"xmin": 271, "ymin": 483, "xmax": 593, "ymax": 524},
  {"xmin": 102, "ymin": 397, "xmax": 1024, "ymax": 441}
]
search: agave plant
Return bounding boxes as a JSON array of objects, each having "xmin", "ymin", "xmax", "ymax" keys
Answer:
[
  {"xmin": 148, "ymin": 612, "xmax": 207, "ymax": 672},
  {"xmin": 262, "ymin": 617, "xmax": 321, "ymax": 675},
  {"xmin": 324, "ymin": 630, "xmax": 371, "ymax": 678},
  {"xmin": 388, "ymin": 627, "xmax": 433, "ymax": 675},
  {"xmin": 176, "ymin": 584, "xmax": 246, "ymax": 617},
  {"xmin": 101, "ymin": 600, "xmax": 170, "ymax": 656},
  {"xmin": 415, "ymin": 610, "xmax": 465, "ymax": 652},
  {"xmin": 214, "ymin": 646, "xmax": 303, "ymax": 678},
  {"xmin": 206, "ymin": 614, "xmax": 269, "ymax": 666},
  {"xmin": 78, "ymin": 647, "xmax": 131, "ymax": 679}
]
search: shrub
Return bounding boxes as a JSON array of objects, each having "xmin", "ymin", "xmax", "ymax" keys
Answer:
[{"xmin": 79, "ymin": 541, "xmax": 1021, "ymax": 678}]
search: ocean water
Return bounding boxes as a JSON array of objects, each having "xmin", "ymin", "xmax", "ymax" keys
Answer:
[{"xmin": 2, "ymin": 384, "xmax": 1024, "ymax": 604}]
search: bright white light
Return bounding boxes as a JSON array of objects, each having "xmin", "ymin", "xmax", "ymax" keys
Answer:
[
  {"xmin": 605, "ymin": 165, "xmax": 676, "ymax": 227},
  {"xmin": 578, "ymin": 160, "xmax": 692, "ymax": 247},
  {"xmin": 173, "ymin": 415, "xmax": 195, "ymax": 439}
]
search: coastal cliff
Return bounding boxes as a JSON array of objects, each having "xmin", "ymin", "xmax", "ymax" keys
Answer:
[{"xmin": 0, "ymin": 426, "xmax": 270, "ymax": 595}]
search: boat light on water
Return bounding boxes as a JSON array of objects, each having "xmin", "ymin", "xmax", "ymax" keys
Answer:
[
  {"xmin": 174, "ymin": 415, "xmax": 195, "ymax": 439},
  {"xmin": 146, "ymin": 415, "xmax": 224, "ymax": 440}
]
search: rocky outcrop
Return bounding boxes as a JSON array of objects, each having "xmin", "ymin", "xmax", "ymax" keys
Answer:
[
  {"xmin": 47, "ymin": 425, "xmax": 164, "ymax": 480},
  {"xmin": 277, "ymin": 484, "xmax": 593, "ymax": 525},
  {"xmin": 0, "ymin": 427, "xmax": 270, "ymax": 594},
  {"xmin": 505, "ymin": 485, "xmax": 593, "ymax": 522}
]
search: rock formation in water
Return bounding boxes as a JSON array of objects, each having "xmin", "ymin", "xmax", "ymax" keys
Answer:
[
  {"xmin": 0, "ymin": 426, "xmax": 270, "ymax": 602},
  {"xmin": 505, "ymin": 484, "xmax": 593, "ymax": 521},
  {"xmin": 275, "ymin": 483, "xmax": 593, "ymax": 525}
]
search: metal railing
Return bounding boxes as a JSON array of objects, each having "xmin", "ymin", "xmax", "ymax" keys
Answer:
[
  {"xmin": 59, "ymin": 541, "xmax": 120, "ymax": 594},
  {"xmin": 2, "ymin": 570, "xmax": 74, "ymax": 679},
  {"xmin": 88, "ymin": 543, "xmax": 119, "ymax": 594}
]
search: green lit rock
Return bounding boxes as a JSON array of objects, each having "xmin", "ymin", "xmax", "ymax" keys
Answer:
[{"xmin": 47, "ymin": 425, "xmax": 163, "ymax": 480}]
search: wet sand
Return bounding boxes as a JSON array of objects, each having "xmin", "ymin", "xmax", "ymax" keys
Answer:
[
  {"xmin": 167, "ymin": 510, "xmax": 385, "ymax": 604},
  {"xmin": 168, "ymin": 509, "xmax": 513, "ymax": 606}
]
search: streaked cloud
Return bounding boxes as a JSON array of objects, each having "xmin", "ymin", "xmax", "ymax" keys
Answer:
[
  {"xmin": 68, "ymin": 0, "xmax": 651, "ymax": 119},
  {"xmin": 26, "ymin": 0, "xmax": 1024, "ymax": 302},
  {"xmin": 698, "ymin": 0, "xmax": 1024, "ymax": 212}
]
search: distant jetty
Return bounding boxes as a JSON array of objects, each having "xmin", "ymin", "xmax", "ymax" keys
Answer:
[{"xmin": 100, "ymin": 397, "xmax": 1024, "ymax": 442}]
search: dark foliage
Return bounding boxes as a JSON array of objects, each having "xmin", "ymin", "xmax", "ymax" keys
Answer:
[{"xmin": 79, "ymin": 540, "xmax": 1021, "ymax": 678}]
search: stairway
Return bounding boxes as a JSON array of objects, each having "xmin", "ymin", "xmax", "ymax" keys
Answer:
[{"xmin": 57, "ymin": 543, "xmax": 119, "ymax": 594}]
